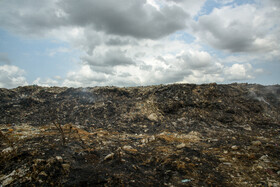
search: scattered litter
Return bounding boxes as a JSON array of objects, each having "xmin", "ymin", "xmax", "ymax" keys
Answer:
[{"xmin": 181, "ymin": 179, "xmax": 191, "ymax": 183}]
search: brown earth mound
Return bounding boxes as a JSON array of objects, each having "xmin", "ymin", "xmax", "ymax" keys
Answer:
[{"xmin": 1, "ymin": 83, "xmax": 280, "ymax": 186}]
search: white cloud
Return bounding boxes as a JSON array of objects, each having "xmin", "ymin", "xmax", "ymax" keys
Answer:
[
  {"xmin": 55, "ymin": 32, "xmax": 266, "ymax": 87},
  {"xmin": 224, "ymin": 63, "xmax": 254, "ymax": 81},
  {"xmin": 62, "ymin": 65, "xmax": 109, "ymax": 87},
  {"xmin": 60, "ymin": 38, "xmax": 239, "ymax": 87},
  {"xmin": 164, "ymin": 0, "xmax": 206, "ymax": 17},
  {"xmin": 180, "ymin": 50, "xmax": 214, "ymax": 69},
  {"xmin": 0, "ymin": 0, "xmax": 67, "ymax": 37},
  {"xmin": 193, "ymin": 2, "xmax": 280, "ymax": 53},
  {"xmin": 83, "ymin": 49, "xmax": 135, "ymax": 68},
  {"xmin": 32, "ymin": 77, "xmax": 60, "ymax": 87},
  {"xmin": 183, "ymin": 72, "xmax": 224, "ymax": 83},
  {"xmin": 0, "ymin": 65, "xmax": 28, "ymax": 88},
  {"xmin": 1, "ymin": 0, "xmax": 190, "ymax": 39},
  {"xmin": 146, "ymin": 0, "xmax": 161, "ymax": 10}
]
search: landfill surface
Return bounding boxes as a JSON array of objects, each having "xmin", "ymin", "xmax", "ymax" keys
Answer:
[{"xmin": 0, "ymin": 83, "xmax": 280, "ymax": 186}]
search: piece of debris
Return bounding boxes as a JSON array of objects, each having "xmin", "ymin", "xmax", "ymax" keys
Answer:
[
  {"xmin": 181, "ymin": 179, "xmax": 191, "ymax": 183},
  {"xmin": 231, "ymin": 145, "xmax": 238, "ymax": 150},
  {"xmin": 2, "ymin": 147, "xmax": 13, "ymax": 153},
  {"xmin": 104, "ymin": 153, "xmax": 115, "ymax": 161},
  {"xmin": 56, "ymin": 156, "xmax": 63, "ymax": 162},
  {"xmin": 148, "ymin": 113, "xmax": 158, "ymax": 121},
  {"xmin": 176, "ymin": 143, "xmax": 186, "ymax": 149},
  {"xmin": 252, "ymin": 140, "xmax": 262, "ymax": 146}
]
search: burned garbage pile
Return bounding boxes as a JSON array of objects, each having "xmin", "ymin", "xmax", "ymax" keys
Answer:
[{"xmin": 0, "ymin": 83, "xmax": 280, "ymax": 186}]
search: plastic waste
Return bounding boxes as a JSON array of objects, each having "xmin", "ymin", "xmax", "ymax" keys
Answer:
[{"xmin": 181, "ymin": 179, "xmax": 191, "ymax": 183}]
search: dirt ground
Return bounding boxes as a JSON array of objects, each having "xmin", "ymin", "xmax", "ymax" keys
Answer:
[{"xmin": 0, "ymin": 83, "xmax": 280, "ymax": 186}]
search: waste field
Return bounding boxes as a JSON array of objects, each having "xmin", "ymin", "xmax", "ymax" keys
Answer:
[{"xmin": 0, "ymin": 83, "xmax": 280, "ymax": 186}]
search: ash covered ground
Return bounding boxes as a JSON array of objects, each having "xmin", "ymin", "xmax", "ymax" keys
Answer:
[{"xmin": 0, "ymin": 83, "xmax": 280, "ymax": 186}]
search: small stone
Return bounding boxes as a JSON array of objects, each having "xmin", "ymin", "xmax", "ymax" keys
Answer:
[
  {"xmin": 193, "ymin": 156, "xmax": 199, "ymax": 161},
  {"xmin": 56, "ymin": 156, "xmax": 63, "ymax": 162},
  {"xmin": 148, "ymin": 113, "xmax": 158, "ymax": 121},
  {"xmin": 104, "ymin": 153, "xmax": 114, "ymax": 161},
  {"xmin": 2, "ymin": 147, "xmax": 13, "ymax": 153},
  {"xmin": 277, "ymin": 170, "xmax": 280, "ymax": 175},
  {"xmin": 243, "ymin": 125, "xmax": 252, "ymax": 131},
  {"xmin": 252, "ymin": 140, "xmax": 262, "ymax": 146},
  {"xmin": 62, "ymin": 164, "xmax": 70, "ymax": 172},
  {"xmin": 39, "ymin": 171, "xmax": 48, "ymax": 177},
  {"xmin": 176, "ymin": 143, "xmax": 186, "ymax": 149},
  {"xmin": 231, "ymin": 145, "xmax": 238, "ymax": 150},
  {"xmin": 123, "ymin": 145, "xmax": 133, "ymax": 150}
]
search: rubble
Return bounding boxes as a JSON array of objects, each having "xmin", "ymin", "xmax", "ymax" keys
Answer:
[
  {"xmin": 252, "ymin": 140, "xmax": 262, "ymax": 146},
  {"xmin": 0, "ymin": 83, "xmax": 280, "ymax": 186}
]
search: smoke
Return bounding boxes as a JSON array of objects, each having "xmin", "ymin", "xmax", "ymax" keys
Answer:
[
  {"xmin": 79, "ymin": 87, "xmax": 96, "ymax": 104},
  {"xmin": 248, "ymin": 89, "xmax": 270, "ymax": 105}
]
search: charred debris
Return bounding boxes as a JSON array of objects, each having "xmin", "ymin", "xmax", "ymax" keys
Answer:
[{"xmin": 0, "ymin": 83, "xmax": 280, "ymax": 186}]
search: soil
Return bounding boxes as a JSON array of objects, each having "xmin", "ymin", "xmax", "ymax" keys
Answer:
[{"xmin": 0, "ymin": 83, "xmax": 280, "ymax": 186}]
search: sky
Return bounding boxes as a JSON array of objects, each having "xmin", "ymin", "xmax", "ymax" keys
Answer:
[{"xmin": 0, "ymin": 0, "xmax": 279, "ymax": 88}]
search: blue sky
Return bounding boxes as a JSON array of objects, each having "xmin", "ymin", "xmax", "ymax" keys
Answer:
[
  {"xmin": 199, "ymin": 0, "xmax": 256, "ymax": 14},
  {"xmin": 0, "ymin": 0, "xmax": 279, "ymax": 88},
  {"xmin": 0, "ymin": 29, "xmax": 80, "ymax": 82}
]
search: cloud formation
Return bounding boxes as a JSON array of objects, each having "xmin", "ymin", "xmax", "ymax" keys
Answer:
[
  {"xmin": 60, "ymin": 0, "xmax": 188, "ymax": 39},
  {"xmin": 0, "ymin": 0, "xmax": 189, "ymax": 39},
  {"xmin": 0, "ymin": 65, "xmax": 28, "ymax": 88},
  {"xmin": 0, "ymin": 0, "xmax": 279, "ymax": 87},
  {"xmin": 224, "ymin": 63, "xmax": 254, "ymax": 81},
  {"xmin": 0, "ymin": 0, "xmax": 66, "ymax": 36},
  {"xmin": 193, "ymin": 3, "xmax": 279, "ymax": 53}
]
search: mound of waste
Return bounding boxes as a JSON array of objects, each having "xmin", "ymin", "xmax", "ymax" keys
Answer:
[{"xmin": 0, "ymin": 83, "xmax": 280, "ymax": 186}]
